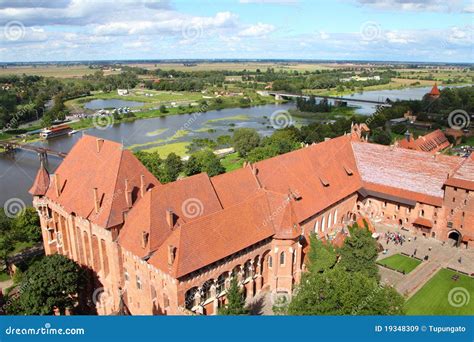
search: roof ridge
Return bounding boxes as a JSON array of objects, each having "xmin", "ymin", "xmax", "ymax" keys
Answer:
[{"xmin": 105, "ymin": 144, "xmax": 126, "ymax": 228}]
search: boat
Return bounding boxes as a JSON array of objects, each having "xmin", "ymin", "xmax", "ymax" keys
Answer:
[
  {"xmin": 40, "ymin": 124, "xmax": 72, "ymax": 139},
  {"xmin": 68, "ymin": 130, "xmax": 78, "ymax": 135}
]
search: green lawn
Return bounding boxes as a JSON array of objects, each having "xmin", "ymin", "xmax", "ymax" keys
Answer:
[
  {"xmin": 405, "ymin": 269, "xmax": 474, "ymax": 315},
  {"xmin": 377, "ymin": 254, "xmax": 421, "ymax": 274},
  {"xmin": 220, "ymin": 152, "xmax": 244, "ymax": 172}
]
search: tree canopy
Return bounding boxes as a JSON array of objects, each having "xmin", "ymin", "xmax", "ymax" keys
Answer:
[{"xmin": 7, "ymin": 254, "xmax": 85, "ymax": 315}]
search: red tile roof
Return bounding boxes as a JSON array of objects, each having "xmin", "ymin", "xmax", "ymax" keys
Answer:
[
  {"xmin": 148, "ymin": 190, "xmax": 278, "ymax": 278},
  {"xmin": 429, "ymin": 83, "xmax": 440, "ymax": 96},
  {"xmin": 118, "ymin": 173, "xmax": 223, "ymax": 258},
  {"xmin": 44, "ymin": 135, "xmax": 160, "ymax": 228},
  {"xmin": 398, "ymin": 129, "xmax": 450, "ymax": 154},
  {"xmin": 35, "ymin": 134, "xmax": 470, "ymax": 278},
  {"xmin": 413, "ymin": 217, "xmax": 433, "ymax": 228},
  {"xmin": 251, "ymin": 135, "xmax": 362, "ymax": 222},
  {"xmin": 445, "ymin": 154, "xmax": 474, "ymax": 191},
  {"xmin": 352, "ymin": 141, "xmax": 462, "ymax": 204},
  {"xmin": 29, "ymin": 161, "xmax": 50, "ymax": 196}
]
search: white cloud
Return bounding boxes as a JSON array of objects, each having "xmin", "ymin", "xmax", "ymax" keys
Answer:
[
  {"xmin": 354, "ymin": 0, "xmax": 464, "ymax": 12},
  {"xmin": 238, "ymin": 23, "xmax": 275, "ymax": 37}
]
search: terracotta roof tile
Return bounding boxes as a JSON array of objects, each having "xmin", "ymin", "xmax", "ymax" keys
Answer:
[
  {"xmin": 45, "ymin": 135, "xmax": 160, "ymax": 228},
  {"xmin": 148, "ymin": 191, "xmax": 276, "ymax": 278},
  {"xmin": 118, "ymin": 173, "xmax": 223, "ymax": 258},
  {"xmin": 352, "ymin": 141, "xmax": 461, "ymax": 202},
  {"xmin": 29, "ymin": 161, "xmax": 50, "ymax": 196}
]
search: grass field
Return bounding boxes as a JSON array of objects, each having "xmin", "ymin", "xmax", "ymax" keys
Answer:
[
  {"xmin": 377, "ymin": 254, "xmax": 421, "ymax": 274},
  {"xmin": 0, "ymin": 65, "xmax": 120, "ymax": 78},
  {"xmin": 220, "ymin": 152, "xmax": 244, "ymax": 172},
  {"xmin": 405, "ymin": 269, "xmax": 474, "ymax": 315}
]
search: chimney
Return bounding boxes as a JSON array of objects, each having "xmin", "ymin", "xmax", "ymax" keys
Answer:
[
  {"xmin": 140, "ymin": 174, "xmax": 145, "ymax": 198},
  {"xmin": 96, "ymin": 138, "xmax": 104, "ymax": 153},
  {"xmin": 167, "ymin": 245, "xmax": 176, "ymax": 265},
  {"xmin": 404, "ymin": 130, "xmax": 410, "ymax": 142},
  {"xmin": 141, "ymin": 231, "xmax": 149, "ymax": 249},
  {"xmin": 124, "ymin": 179, "xmax": 132, "ymax": 208},
  {"xmin": 166, "ymin": 209, "xmax": 175, "ymax": 228},
  {"xmin": 93, "ymin": 188, "xmax": 99, "ymax": 214},
  {"xmin": 54, "ymin": 174, "xmax": 61, "ymax": 197}
]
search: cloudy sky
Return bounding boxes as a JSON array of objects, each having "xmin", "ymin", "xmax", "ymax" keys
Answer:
[{"xmin": 0, "ymin": 0, "xmax": 472, "ymax": 63}]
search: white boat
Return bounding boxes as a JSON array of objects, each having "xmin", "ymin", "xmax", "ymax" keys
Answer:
[{"xmin": 68, "ymin": 130, "xmax": 78, "ymax": 135}]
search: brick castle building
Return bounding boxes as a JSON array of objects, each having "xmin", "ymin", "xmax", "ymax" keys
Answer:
[{"xmin": 29, "ymin": 133, "xmax": 474, "ymax": 315}]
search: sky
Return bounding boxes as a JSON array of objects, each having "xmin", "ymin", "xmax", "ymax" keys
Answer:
[{"xmin": 0, "ymin": 0, "xmax": 473, "ymax": 63}]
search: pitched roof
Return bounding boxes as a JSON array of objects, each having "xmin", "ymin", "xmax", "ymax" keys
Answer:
[
  {"xmin": 429, "ymin": 83, "xmax": 440, "ymax": 96},
  {"xmin": 148, "ymin": 191, "xmax": 277, "ymax": 278},
  {"xmin": 352, "ymin": 141, "xmax": 462, "ymax": 204},
  {"xmin": 444, "ymin": 154, "xmax": 474, "ymax": 191},
  {"xmin": 45, "ymin": 135, "xmax": 160, "ymax": 228},
  {"xmin": 118, "ymin": 173, "xmax": 223, "ymax": 258},
  {"xmin": 29, "ymin": 161, "xmax": 50, "ymax": 196},
  {"xmin": 398, "ymin": 129, "xmax": 450, "ymax": 154},
  {"xmin": 250, "ymin": 135, "xmax": 362, "ymax": 221}
]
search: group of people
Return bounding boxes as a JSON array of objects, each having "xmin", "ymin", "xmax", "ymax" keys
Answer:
[{"xmin": 383, "ymin": 231, "xmax": 407, "ymax": 246}]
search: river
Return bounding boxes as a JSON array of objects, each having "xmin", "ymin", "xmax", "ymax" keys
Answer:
[{"xmin": 0, "ymin": 85, "xmax": 454, "ymax": 206}]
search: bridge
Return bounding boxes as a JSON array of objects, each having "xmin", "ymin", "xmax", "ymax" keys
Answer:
[
  {"xmin": 0, "ymin": 140, "xmax": 68, "ymax": 162},
  {"xmin": 268, "ymin": 92, "xmax": 392, "ymax": 106}
]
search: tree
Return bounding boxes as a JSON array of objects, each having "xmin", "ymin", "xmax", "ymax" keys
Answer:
[
  {"xmin": 372, "ymin": 128, "xmax": 392, "ymax": 145},
  {"xmin": 12, "ymin": 207, "xmax": 41, "ymax": 243},
  {"xmin": 219, "ymin": 277, "xmax": 248, "ymax": 315},
  {"xmin": 161, "ymin": 153, "xmax": 183, "ymax": 183},
  {"xmin": 198, "ymin": 150, "xmax": 225, "ymax": 176},
  {"xmin": 232, "ymin": 128, "xmax": 260, "ymax": 157},
  {"xmin": 134, "ymin": 151, "xmax": 162, "ymax": 180},
  {"xmin": 287, "ymin": 268, "xmax": 404, "ymax": 315},
  {"xmin": 184, "ymin": 150, "xmax": 225, "ymax": 177},
  {"xmin": 184, "ymin": 154, "xmax": 201, "ymax": 176},
  {"xmin": 8, "ymin": 255, "xmax": 85, "ymax": 315},
  {"xmin": 307, "ymin": 234, "xmax": 337, "ymax": 273},
  {"xmin": 338, "ymin": 223, "xmax": 379, "ymax": 280},
  {"xmin": 159, "ymin": 105, "xmax": 168, "ymax": 114}
]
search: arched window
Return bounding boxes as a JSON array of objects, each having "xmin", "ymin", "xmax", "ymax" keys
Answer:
[
  {"xmin": 334, "ymin": 210, "xmax": 337, "ymax": 224},
  {"xmin": 268, "ymin": 256, "xmax": 273, "ymax": 268},
  {"xmin": 314, "ymin": 220, "xmax": 319, "ymax": 233},
  {"xmin": 243, "ymin": 260, "xmax": 251, "ymax": 279},
  {"xmin": 217, "ymin": 273, "xmax": 227, "ymax": 294},
  {"xmin": 279, "ymin": 252, "xmax": 285, "ymax": 266},
  {"xmin": 201, "ymin": 279, "xmax": 214, "ymax": 302},
  {"xmin": 185, "ymin": 287, "xmax": 199, "ymax": 310},
  {"xmin": 328, "ymin": 213, "xmax": 332, "ymax": 228},
  {"xmin": 321, "ymin": 216, "xmax": 326, "ymax": 232}
]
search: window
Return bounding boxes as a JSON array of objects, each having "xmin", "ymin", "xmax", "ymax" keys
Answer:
[
  {"xmin": 279, "ymin": 252, "xmax": 285, "ymax": 266},
  {"xmin": 334, "ymin": 210, "xmax": 337, "ymax": 225},
  {"xmin": 328, "ymin": 213, "xmax": 332, "ymax": 229},
  {"xmin": 420, "ymin": 210, "xmax": 425, "ymax": 217},
  {"xmin": 124, "ymin": 268, "xmax": 129, "ymax": 282},
  {"xmin": 314, "ymin": 220, "xmax": 319, "ymax": 233},
  {"xmin": 453, "ymin": 197, "xmax": 456, "ymax": 203},
  {"xmin": 136, "ymin": 275, "xmax": 142, "ymax": 290},
  {"xmin": 268, "ymin": 256, "xmax": 273, "ymax": 268},
  {"xmin": 216, "ymin": 273, "xmax": 227, "ymax": 294},
  {"xmin": 321, "ymin": 216, "xmax": 326, "ymax": 232},
  {"xmin": 396, "ymin": 205, "xmax": 400, "ymax": 211},
  {"xmin": 383, "ymin": 201, "xmax": 387, "ymax": 208},
  {"xmin": 450, "ymin": 209, "xmax": 454, "ymax": 215}
]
